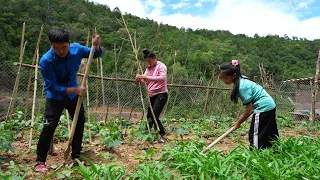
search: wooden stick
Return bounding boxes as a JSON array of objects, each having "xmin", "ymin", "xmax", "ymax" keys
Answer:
[
  {"xmin": 29, "ymin": 47, "xmax": 41, "ymax": 148},
  {"xmin": 85, "ymin": 78, "xmax": 92, "ymax": 143},
  {"xmin": 83, "ymin": 28, "xmax": 92, "ymax": 142},
  {"xmin": 201, "ymin": 127, "xmax": 234, "ymax": 153},
  {"xmin": 24, "ymin": 25, "xmax": 44, "ymax": 123},
  {"xmin": 14, "ymin": 62, "xmax": 232, "ymax": 90},
  {"xmin": 99, "ymin": 57, "xmax": 107, "ymax": 123},
  {"xmin": 208, "ymin": 77, "xmax": 220, "ymax": 116},
  {"xmin": 95, "ymin": 58, "xmax": 99, "ymax": 111},
  {"xmin": 121, "ymin": 14, "xmax": 160, "ymax": 132},
  {"xmin": 6, "ymin": 22, "xmax": 26, "ymax": 122},
  {"xmin": 37, "ymin": 83, "xmax": 45, "ymax": 115},
  {"xmin": 310, "ymin": 49, "xmax": 320, "ymax": 125},
  {"xmin": 169, "ymin": 77, "xmax": 182, "ymax": 118},
  {"xmin": 163, "ymin": 50, "xmax": 177, "ymax": 116},
  {"xmin": 114, "ymin": 42, "xmax": 121, "ymax": 117},
  {"xmin": 203, "ymin": 67, "xmax": 215, "ymax": 116},
  {"xmin": 64, "ymin": 44, "xmax": 95, "ymax": 161}
]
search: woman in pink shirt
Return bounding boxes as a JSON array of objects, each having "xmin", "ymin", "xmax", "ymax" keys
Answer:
[{"xmin": 136, "ymin": 48, "xmax": 168, "ymax": 142}]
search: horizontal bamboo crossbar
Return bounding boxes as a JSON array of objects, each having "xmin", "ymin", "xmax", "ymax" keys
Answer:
[{"xmin": 13, "ymin": 62, "xmax": 231, "ymax": 90}]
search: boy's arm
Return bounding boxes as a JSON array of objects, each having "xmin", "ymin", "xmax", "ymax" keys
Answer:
[{"xmin": 40, "ymin": 58, "xmax": 85, "ymax": 95}]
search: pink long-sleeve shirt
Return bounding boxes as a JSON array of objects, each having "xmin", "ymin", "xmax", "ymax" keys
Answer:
[{"xmin": 142, "ymin": 61, "xmax": 168, "ymax": 97}]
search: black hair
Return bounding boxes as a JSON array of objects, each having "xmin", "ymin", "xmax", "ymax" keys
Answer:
[
  {"xmin": 219, "ymin": 62, "xmax": 242, "ymax": 104},
  {"xmin": 142, "ymin": 48, "xmax": 156, "ymax": 59},
  {"xmin": 48, "ymin": 28, "xmax": 69, "ymax": 43}
]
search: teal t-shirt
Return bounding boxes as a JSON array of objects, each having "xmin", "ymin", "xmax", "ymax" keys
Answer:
[{"xmin": 238, "ymin": 77, "xmax": 276, "ymax": 113}]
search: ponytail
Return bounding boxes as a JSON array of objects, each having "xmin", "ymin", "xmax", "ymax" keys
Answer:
[{"xmin": 219, "ymin": 60, "xmax": 241, "ymax": 104}]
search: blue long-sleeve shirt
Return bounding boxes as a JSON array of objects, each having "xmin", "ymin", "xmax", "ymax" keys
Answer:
[{"xmin": 39, "ymin": 43, "xmax": 103, "ymax": 100}]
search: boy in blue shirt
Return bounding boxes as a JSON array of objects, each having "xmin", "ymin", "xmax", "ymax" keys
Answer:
[
  {"xmin": 35, "ymin": 28, "xmax": 103, "ymax": 172},
  {"xmin": 219, "ymin": 60, "xmax": 279, "ymax": 150}
]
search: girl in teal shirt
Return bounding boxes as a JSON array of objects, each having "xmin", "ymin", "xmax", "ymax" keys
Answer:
[{"xmin": 219, "ymin": 60, "xmax": 279, "ymax": 149}]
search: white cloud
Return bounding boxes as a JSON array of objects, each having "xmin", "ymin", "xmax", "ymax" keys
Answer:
[
  {"xmin": 195, "ymin": 2, "xmax": 203, "ymax": 7},
  {"xmin": 92, "ymin": 0, "xmax": 320, "ymax": 40},
  {"xmin": 296, "ymin": 0, "xmax": 316, "ymax": 9},
  {"xmin": 146, "ymin": 0, "xmax": 165, "ymax": 9},
  {"xmin": 92, "ymin": 0, "xmax": 147, "ymax": 17},
  {"xmin": 171, "ymin": 0, "xmax": 190, "ymax": 9}
]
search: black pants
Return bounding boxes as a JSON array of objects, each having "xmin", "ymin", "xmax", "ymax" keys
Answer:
[
  {"xmin": 36, "ymin": 96, "xmax": 85, "ymax": 162},
  {"xmin": 249, "ymin": 108, "xmax": 279, "ymax": 150},
  {"xmin": 147, "ymin": 93, "xmax": 168, "ymax": 136}
]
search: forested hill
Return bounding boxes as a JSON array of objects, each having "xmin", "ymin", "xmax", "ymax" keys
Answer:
[{"xmin": 1, "ymin": 0, "xmax": 320, "ymax": 81}]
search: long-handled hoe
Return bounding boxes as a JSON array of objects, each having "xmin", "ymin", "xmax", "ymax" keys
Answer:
[{"xmin": 64, "ymin": 44, "xmax": 95, "ymax": 161}]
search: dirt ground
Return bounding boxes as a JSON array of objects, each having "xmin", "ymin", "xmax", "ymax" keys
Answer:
[{"xmin": 1, "ymin": 123, "xmax": 316, "ymax": 180}]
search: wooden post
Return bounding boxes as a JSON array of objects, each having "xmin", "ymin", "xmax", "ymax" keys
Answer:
[
  {"xmin": 203, "ymin": 68, "xmax": 215, "ymax": 116},
  {"xmin": 95, "ymin": 58, "xmax": 99, "ymax": 111},
  {"xmin": 114, "ymin": 42, "xmax": 121, "ymax": 117},
  {"xmin": 6, "ymin": 22, "xmax": 26, "ymax": 122},
  {"xmin": 121, "ymin": 14, "xmax": 159, "ymax": 132},
  {"xmin": 310, "ymin": 49, "xmax": 320, "ymax": 126},
  {"xmin": 169, "ymin": 77, "xmax": 182, "ymax": 118},
  {"xmin": 163, "ymin": 50, "xmax": 177, "ymax": 116},
  {"xmin": 29, "ymin": 42, "xmax": 41, "ymax": 148},
  {"xmin": 99, "ymin": 57, "xmax": 107, "ymax": 123},
  {"xmin": 24, "ymin": 25, "xmax": 44, "ymax": 123}
]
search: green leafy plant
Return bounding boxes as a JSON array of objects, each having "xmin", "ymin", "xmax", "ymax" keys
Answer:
[
  {"xmin": 0, "ymin": 161, "xmax": 29, "ymax": 180},
  {"xmin": 99, "ymin": 122, "xmax": 122, "ymax": 149},
  {"xmin": 72, "ymin": 157, "xmax": 127, "ymax": 180}
]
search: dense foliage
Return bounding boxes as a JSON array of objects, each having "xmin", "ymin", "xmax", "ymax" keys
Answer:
[{"xmin": 1, "ymin": 0, "xmax": 320, "ymax": 81}]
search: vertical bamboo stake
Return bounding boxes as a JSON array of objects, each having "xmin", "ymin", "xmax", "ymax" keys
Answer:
[
  {"xmin": 114, "ymin": 42, "xmax": 121, "ymax": 117},
  {"xmin": 84, "ymin": 28, "xmax": 92, "ymax": 142},
  {"xmin": 169, "ymin": 77, "xmax": 182, "ymax": 118},
  {"xmin": 95, "ymin": 58, "xmax": 99, "ymax": 111},
  {"xmin": 208, "ymin": 77, "xmax": 220, "ymax": 116},
  {"xmin": 29, "ymin": 47, "xmax": 41, "ymax": 148},
  {"xmin": 203, "ymin": 67, "xmax": 215, "ymax": 116},
  {"xmin": 37, "ymin": 83, "xmax": 45, "ymax": 115},
  {"xmin": 310, "ymin": 49, "xmax": 320, "ymax": 126},
  {"xmin": 24, "ymin": 25, "xmax": 44, "ymax": 123},
  {"xmin": 120, "ymin": 14, "xmax": 159, "ymax": 132},
  {"xmin": 163, "ymin": 50, "xmax": 177, "ymax": 116},
  {"xmin": 99, "ymin": 57, "xmax": 107, "ymax": 123},
  {"xmin": 6, "ymin": 22, "xmax": 26, "ymax": 122}
]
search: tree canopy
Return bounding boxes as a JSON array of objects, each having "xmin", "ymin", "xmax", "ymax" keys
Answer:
[{"xmin": 1, "ymin": 0, "xmax": 319, "ymax": 81}]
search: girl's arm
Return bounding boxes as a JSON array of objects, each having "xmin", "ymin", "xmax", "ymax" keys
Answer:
[{"xmin": 233, "ymin": 103, "xmax": 252, "ymax": 130}]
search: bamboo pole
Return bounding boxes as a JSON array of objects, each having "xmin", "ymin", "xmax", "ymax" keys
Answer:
[
  {"xmin": 37, "ymin": 83, "xmax": 45, "ymax": 115},
  {"xmin": 64, "ymin": 43, "xmax": 96, "ymax": 161},
  {"xmin": 310, "ymin": 49, "xmax": 320, "ymax": 126},
  {"xmin": 120, "ymin": 13, "xmax": 159, "ymax": 132},
  {"xmin": 169, "ymin": 77, "xmax": 182, "ymax": 118},
  {"xmin": 6, "ymin": 22, "xmax": 26, "ymax": 122},
  {"xmin": 203, "ymin": 67, "xmax": 215, "ymax": 116},
  {"xmin": 163, "ymin": 50, "xmax": 177, "ymax": 116},
  {"xmin": 24, "ymin": 25, "xmax": 44, "ymax": 123},
  {"xmin": 114, "ymin": 43, "xmax": 121, "ymax": 117},
  {"xmin": 95, "ymin": 58, "xmax": 99, "ymax": 111},
  {"xmin": 99, "ymin": 57, "xmax": 107, "ymax": 123},
  {"xmin": 29, "ymin": 48, "xmax": 41, "ymax": 148},
  {"xmin": 83, "ymin": 28, "xmax": 92, "ymax": 142},
  {"xmin": 208, "ymin": 77, "xmax": 221, "ymax": 116},
  {"xmin": 14, "ymin": 62, "xmax": 232, "ymax": 91}
]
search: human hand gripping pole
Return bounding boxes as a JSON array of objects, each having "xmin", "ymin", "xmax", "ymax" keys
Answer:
[{"xmin": 64, "ymin": 45, "xmax": 95, "ymax": 161}]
